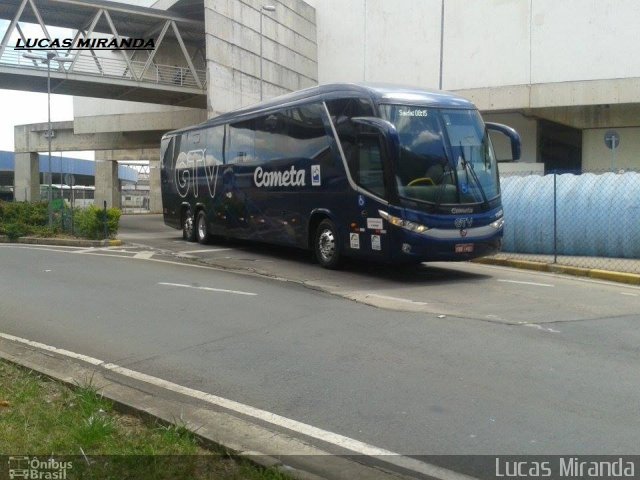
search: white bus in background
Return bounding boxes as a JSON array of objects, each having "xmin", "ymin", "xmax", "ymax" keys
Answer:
[{"xmin": 40, "ymin": 185, "xmax": 95, "ymax": 208}]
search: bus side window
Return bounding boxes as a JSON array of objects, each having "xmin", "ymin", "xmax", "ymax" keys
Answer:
[
  {"xmin": 254, "ymin": 103, "xmax": 333, "ymax": 166},
  {"xmin": 255, "ymin": 112, "xmax": 288, "ymax": 162},
  {"xmin": 326, "ymin": 97, "xmax": 387, "ymax": 198},
  {"xmin": 282, "ymin": 103, "xmax": 332, "ymax": 165},
  {"xmin": 356, "ymin": 133, "xmax": 386, "ymax": 198},
  {"xmin": 160, "ymin": 137, "xmax": 174, "ymax": 184},
  {"xmin": 205, "ymin": 126, "xmax": 224, "ymax": 166},
  {"xmin": 172, "ymin": 134, "xmax": 183, "ymax": 172},
  {"xmin": 326, "ymin": 97, "xmax": 374, "ymax": 123},
  {"xmin": 228, "ymin": 119, "xmax": 256, "ymax": 164}
]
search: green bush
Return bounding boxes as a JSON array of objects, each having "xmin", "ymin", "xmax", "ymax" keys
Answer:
[
  {"xmin": 74, "ymin": 205, "xmax": 121, "ymax": 239},
  {"xmin": 0, "ymin": 201, "xmax": 48, "ymax": 225},
  {"xmin": 0, "ymin": 201, "xmax": 50, "ymax": 240},
  {"xmin": 2, "ymin": 222, "xmax": 27, "ymax": 240},
  {"xmin": 0, "ymin": 201, "xmax": 120, "ymax": 240}
]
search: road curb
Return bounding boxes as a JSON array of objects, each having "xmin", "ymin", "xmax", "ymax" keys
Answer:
[
  {"xmin": 475, "ymin": 257, "xmax": 640, "ymax": 286},
  {"xmin": 0, "ymin": 235, "xmax": 122, "ymax": 247},
  {"xmin": 0, "ymin": 337, "xmax": 414, "ymax": 480}
]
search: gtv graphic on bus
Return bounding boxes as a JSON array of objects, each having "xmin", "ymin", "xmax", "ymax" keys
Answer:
[{"xmin": 160, "ymin": 83, "xmax": 520, "ymax": 269}]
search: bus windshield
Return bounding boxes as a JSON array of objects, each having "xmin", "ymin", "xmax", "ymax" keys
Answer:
[{"xmin": 379, "ymin": 105, "xmax": 499, "ymax": 205}]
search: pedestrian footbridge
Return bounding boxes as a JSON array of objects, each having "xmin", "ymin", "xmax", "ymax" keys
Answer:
[{"xmin": 0, "ymin": 0, "xmax": 206, "ymax": 108}]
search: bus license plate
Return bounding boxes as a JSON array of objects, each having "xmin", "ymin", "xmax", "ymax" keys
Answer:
[{"xmin": 455, "ymin": 244, "xmax": 474, "ymax": 253}]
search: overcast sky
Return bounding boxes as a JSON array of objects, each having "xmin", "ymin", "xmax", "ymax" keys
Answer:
[{"xmin": 0, "ymin": 1, "xmax": 156, "ymax": 160}]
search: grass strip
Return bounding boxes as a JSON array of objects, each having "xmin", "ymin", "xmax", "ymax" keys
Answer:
[{"xmin": 0, "ymin": 359, "xmax": 289, "ymax": 479}]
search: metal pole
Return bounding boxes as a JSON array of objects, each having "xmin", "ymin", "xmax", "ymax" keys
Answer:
[
  {"xmin": 47, "ymin": 57, "xmax": 53, "ymax": 227},
  {"xmin": 103, "ymin": 200, "xmax": 108, "ymax": 240},
  {"xmin": 259, "ymin": 10, "xmax": 263, "ymax": 101},
  {"xmin": 71, "ymin": 179, "xmax": 74, "ymax": 235},
  {"xmin": 439, "ymin": 0, "xmax": 445, "ymax": 90},
  {"xmin": 553, "ymin": 172, "xmax": 557, "ymax": 264}
]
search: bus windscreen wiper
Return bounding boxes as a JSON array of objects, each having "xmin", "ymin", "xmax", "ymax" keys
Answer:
[
  {"xmin": 434, "ymin": 162, "xmax": 455, "ymax": 209},
  {"xmin": 458, "ymin": 141, "xmax": 488, "ymax": 206}
]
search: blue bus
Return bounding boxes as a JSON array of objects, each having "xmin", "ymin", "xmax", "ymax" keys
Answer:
[{"xmin": 160, "ymin": 83, "xmax": 520, "ymax": 268}]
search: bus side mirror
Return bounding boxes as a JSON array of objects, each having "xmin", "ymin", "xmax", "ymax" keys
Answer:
[
  {"xmin": 486, "ymin": 122, "xmax": 521, "ymax": 161},
  {"xmin": 351, "ymin": 117, "xmax": 400, "ymax": 163}
]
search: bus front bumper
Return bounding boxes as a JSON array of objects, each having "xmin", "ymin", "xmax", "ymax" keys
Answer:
[{"xmin": 392, "ymin": 228, "xmax": 503, "ymax": 263}]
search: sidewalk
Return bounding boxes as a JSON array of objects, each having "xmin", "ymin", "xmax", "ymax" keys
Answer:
[{"xmin": 477, "ymin": 252, "xmax": 640, "ymax": 285}]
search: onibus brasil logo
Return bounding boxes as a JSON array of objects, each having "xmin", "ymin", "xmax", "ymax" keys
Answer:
[{"xmin": 8, "ymin": 457, "xmax": 72, "ymax": 480}]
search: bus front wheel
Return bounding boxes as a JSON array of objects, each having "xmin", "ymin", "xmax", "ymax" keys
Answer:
[
  {"xmin": 183, "ymin": 209, "xmax": 196, "ymax": 242},
  {"xmin": 315, "ymin": 219, "xmax": 342, "ymax": 269},
  {"xmin": 196, "ymin": 210, "xmax": 210, "ymax": 244}
]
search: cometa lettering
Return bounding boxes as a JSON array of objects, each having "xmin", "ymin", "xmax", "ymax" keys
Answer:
[{"xmin": 254, "ymin": 166, "xmax": 306, "ymax": 188}]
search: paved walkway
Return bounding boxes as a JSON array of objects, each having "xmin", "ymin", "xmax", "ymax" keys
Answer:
[
  {"xmin": 491, "ymin": 252, "xmax": 640, "ymax": 274},
  {"xmin": 478, "ymin": 252, "xmax": 640, "ymax": 285}
]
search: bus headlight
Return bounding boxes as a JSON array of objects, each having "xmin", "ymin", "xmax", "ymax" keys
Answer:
[
  {"xmin": 490, "ymin": 218, "xmax": 505, "ymax": 229},
  {"xmin": 378, "ymin": 210, "xmax": 429, "ymax": 234}
]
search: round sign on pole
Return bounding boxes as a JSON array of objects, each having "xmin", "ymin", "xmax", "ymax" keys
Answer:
[
  {"xmin": 64, "ymin": 173, "xmax": 75, "ymax": 186},
  {"xmin": 604, "ymin": 130, "xmax": 620, "ymax": 150}
]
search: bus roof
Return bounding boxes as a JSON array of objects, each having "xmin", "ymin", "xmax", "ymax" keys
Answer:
[{"xmin": 165, "ymin": 83, "xmax": 475, "ymax": 136}]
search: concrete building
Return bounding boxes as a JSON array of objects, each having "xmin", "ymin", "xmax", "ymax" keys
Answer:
[
  {"xmin": 308, "ymin": 0, "xmax": 640, "ymax": 173},
  {"xmin": 6, "ymin": 0, "xmax": 639, "ymax": 207},
  {"xmin": 75, "ymin": 0, "xmax": 640, "ymax": 174},
  {"xmin": 0, "ymin": 150, "xmax": 137, "ymax": 203}
]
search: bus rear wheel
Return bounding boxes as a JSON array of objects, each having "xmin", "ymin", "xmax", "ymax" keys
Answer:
[
  {"xmin": 183, "ymin": 209, "xmax": 196, "ymax": 242},
  {"xmin": 315, "ymin": 219, "xmax": 342, "ymax": 269},
  {"xmin": 196, "ymin": 210, "xmax": 210, "ymax": 244}
]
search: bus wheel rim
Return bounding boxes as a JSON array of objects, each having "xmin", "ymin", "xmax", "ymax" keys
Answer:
[
  {"xmin": 185, "ymin": 215, "xmax": 193, "ymax": 237},
  {"xmin": 319, "ymin": 229, "xmax": 335, "ymax": 262},
  {"xmin": 198, "ymin": 216, "xmax": 206, "ymax": 239}
]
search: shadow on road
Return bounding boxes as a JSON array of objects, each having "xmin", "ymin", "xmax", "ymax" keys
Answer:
[
  {"xmin": 206, "ymin": 236, "xmax": 491, "ymax": 285},
  {"xmin": 119, "ymin": 214, "xmax": 492, "ymax": 286}
]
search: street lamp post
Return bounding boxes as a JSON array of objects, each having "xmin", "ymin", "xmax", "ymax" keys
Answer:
[
  {"xmin": 439, "ymin": 0, "xmax": 445, "ymax": 90},
  {"xmin": 260, "ymin": 5, "xmax": 276, "ymax": 101},
  {"xmin": 23, "ymin": 51, "xmax": 72, "ymax": 227}
]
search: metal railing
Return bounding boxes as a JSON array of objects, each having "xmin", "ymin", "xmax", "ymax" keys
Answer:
[{"xmin": 0, "ymin": 48, "xmax": 206, "ymax": 89}]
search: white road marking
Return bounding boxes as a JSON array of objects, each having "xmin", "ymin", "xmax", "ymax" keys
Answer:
[
  {"xmin": 478, "ymin": 262, "xmax": 640, "ymax": 290},
  {"xmin": 76, "ymin": 247, "xmax": 129, "ymax": 254},
  {"xmin": 522, "ymin": 323, "xmax": 561, "ymax": 333},
  {"xmin": 0, "ymin": 332, "xmax": 104, "ymax": 365},
  {"xmin": 497, "ymin": 279, "xmax": 554, "ymax": 288},
  {"xmin": 158, "ymin": 282, "xmax": 257, "ymax": 296},
  {"xmin": 177, "ymin": 248, "xmax": 231, "ymax": 255},
  {"xmin": 74, "ymin": 248, "xmax": 97, "ymax": 254},
  {"xmin": 620, "ymin": 292, "xmax": 638, "ymax": 297},
  {"xmin": 133, "ymin": 251, "xmax": 155, "ymax": 259},
  {"xmin": 0, "ymin": 331, "xmax": 476, "ymax": 480},
  {"xmin": 365, "ymin": 293, "xmax": 429, "ymax": 305},
  {"xmin": 0, "ymin": 245, "xmax": 228, "ymax": 274}
]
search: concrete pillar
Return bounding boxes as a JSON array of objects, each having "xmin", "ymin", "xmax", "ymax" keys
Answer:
[
  {"xmin": 14, "ymin": 152, "xmax": 40, "ymax": 202},
  {"xmin": 149, "ymin": 159, "xmax": 162, "ymax": 214},
  {"xmin": 94, "ymin": 152, "xmax": 121, "ymax": 209}
]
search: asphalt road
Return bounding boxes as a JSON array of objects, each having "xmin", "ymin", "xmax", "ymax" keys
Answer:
[{"xmin": 1, "ymin": 216, "xmax": 640, "ymax": 464}]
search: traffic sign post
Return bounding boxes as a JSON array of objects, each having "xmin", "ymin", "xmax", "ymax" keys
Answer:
[
  {"xmin": 604, "ymin": 130, "xmax": 620, "ymax": 170},
  {"xmin": 65, "ymin": 173, "xmax": 76, "ymax": 235}
]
